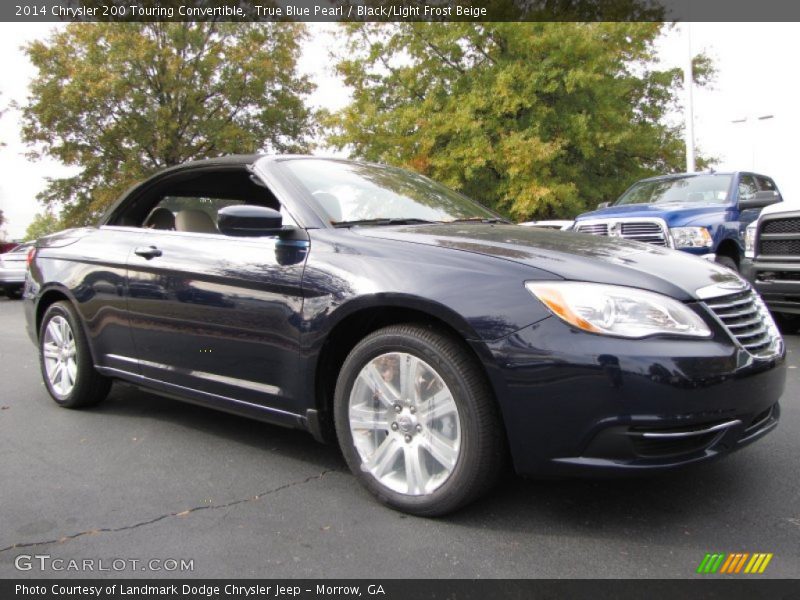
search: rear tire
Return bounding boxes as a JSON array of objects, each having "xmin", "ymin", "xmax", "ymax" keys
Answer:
[
  {"xmin": 39, "ymin": 301, "xmax": 111, "ymax": 408},
  {"xmin": 333, "ymin": 324, "xmax": 505, "ymax": 516}
]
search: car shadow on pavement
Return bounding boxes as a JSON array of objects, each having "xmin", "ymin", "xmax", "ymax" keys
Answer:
[
  {"xmin": 448, "ymin": 459, "xmax": 752, "ymax": 531},
  {"xmin": 93, "ymin": 382, "xmax": 347, "ymax": 473}
]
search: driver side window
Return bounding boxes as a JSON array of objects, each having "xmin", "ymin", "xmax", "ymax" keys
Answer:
[{"xmin": 127, "ymin": 167, "xmax": 295, "ymax": 234}]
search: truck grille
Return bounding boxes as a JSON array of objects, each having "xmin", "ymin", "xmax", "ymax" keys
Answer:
[
  {"xmin": 574, "ymin": 220, "xmax": 669, "ymax": 246},
  {"xmin": 703, "ymin": 290, "xmax": 778, "ymax": 356},
  {"xmin": 619, "ymin": 222, "xmax": 669, "ymax": 246},
  {"xmin": 761, "ymin": 217, "xmax": 800, "ymax": 234},
  {"xmin": 759, "ymin": 239, "xmax": 800, "ymax": 257},
  {"xmin": 757, "ymin": 213, "xmax": 800, "ymax": 257},
  {"xmin": 575, "ymin": 223, "xmax": 609, "ymax": 236}
]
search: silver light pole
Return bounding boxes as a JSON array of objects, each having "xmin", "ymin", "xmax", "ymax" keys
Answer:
[{"xmin": 684, "ymin": 23, "xmax": 696, "ymax": 173}]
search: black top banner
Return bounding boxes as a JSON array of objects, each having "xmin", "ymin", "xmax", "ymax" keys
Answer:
[{"xmin": 3, "ymin": 0, "xmax": 800, "ymax": 22}]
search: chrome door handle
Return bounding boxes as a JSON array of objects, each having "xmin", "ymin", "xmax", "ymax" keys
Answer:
[{"xmin": 134, "ymin": 246, "xmax": 162, "ymax": 259}]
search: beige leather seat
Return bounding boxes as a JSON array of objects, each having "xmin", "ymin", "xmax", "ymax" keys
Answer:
[{"xmin": 175, "ymin": 209, "xmax": 218, "ymax": 234}]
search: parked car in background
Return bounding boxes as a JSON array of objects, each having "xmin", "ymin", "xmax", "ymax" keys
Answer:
[
  {"xmin": 0, "ymin": 241, "xmax": 20, "ymax": 254},
  {"xmin": 742, "ymin": 201, "xmax": 800, "ymax": 326},
  {"xmin": 24, "ymin": 156, "xmax": 785, "ymax": 516},
  {"xmin": 573, "ymin": 172, "xmax": 782, "ymax": 272},
  {"xmin": 0, "ymin": 242, "xmax": 32, "ymax": 299},
  {"xmin": 518, "ymin": 220, "xmax": 573, "ymax": 230}
]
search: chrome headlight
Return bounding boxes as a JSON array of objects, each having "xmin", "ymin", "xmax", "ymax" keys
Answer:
[
  {"xmin": 670, "ymin": 226, "xmax": 713, "ymax": 249},
  {"xmin": 526, "ymin": 282, "xmax": 712, "ymax": 339},
  {"xmin": 744, "ymin": 223, "xmax": 756, "ymax": 258}
]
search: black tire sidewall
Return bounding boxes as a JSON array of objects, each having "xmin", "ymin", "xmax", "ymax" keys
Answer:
[
  {"xmin": 715, "ymin": 255, "xmax": 738, "ymax": 272},
  {"xmin": 333, "ymin": 326, "xmax": 491, "ymax": 516}
]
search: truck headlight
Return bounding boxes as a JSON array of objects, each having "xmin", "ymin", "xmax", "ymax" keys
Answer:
[
  {"xmin": 526, "ymin": 282, "xmax": 712, "ymax": 339},
  {"xmin": 670, "ymin": 226, "xmax": 713, "ymax": 249},
  {"xmin": 744, "ymin": 223, "xmax": 756, "ymax": 258}
]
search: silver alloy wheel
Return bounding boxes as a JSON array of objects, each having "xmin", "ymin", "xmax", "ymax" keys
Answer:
[
  {"xmin": 348, "ymin": 352, "xmax": 462, "ymax": 496},
  {"xmin": 42, "ymin": 315, "xmax": 78, "ymax": 398}
]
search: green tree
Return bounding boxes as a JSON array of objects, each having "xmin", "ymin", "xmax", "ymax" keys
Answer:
[
  {"xmin": 325, "ymin": 23, "xmax": 713, "ymax": 220},
  {"xmin": 21, "ymin": 22, "xmax": 315, "ymax": 227},
  {"xmin": 25, "ymin": 210, "xmax": 62, "ymax": 240}
]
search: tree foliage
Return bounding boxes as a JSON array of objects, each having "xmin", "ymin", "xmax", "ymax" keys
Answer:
[
  {"xmin": 21, "ymin": 22, "xmax": 315, "ymax": 227},
  {"xmin": 25, "ymin": 210, "xmax": 62, "ymax": 241},
  {"xmin": 325, "ymin": 23, "xmax": 714, "ymax": 220}
]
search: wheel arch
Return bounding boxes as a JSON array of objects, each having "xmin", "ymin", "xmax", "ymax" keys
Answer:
[
  {"xmin": 35, "ymin": 286, "xmax": 76, "ymax": 338},
  {"xmin": 309, "ymin": 296, "xmax": 505, "ymax": 445},
  {"xmin": 34, "ymin": 286, "xmax": 101, "ymax": 366},
  {"xmin": 716, "ymin": 236, "xmax": 742, "ymax": 266}
]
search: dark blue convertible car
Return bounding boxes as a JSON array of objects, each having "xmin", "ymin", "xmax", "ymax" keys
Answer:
[{"xmin": 24, "ymin": 156, "xmax": 786, "ymax": 515}]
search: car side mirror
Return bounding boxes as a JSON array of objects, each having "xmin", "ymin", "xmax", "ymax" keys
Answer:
[
  {"xmin": 217, "ymin": 205, "xmax": 287, "ymax": 237},
  {"xmin": 739, "ymin": 191, "xmax": 782, "ymax": 210},
  {"xmin": 597, "ymin": 201, "xmax": 611, "ymax": 209}
]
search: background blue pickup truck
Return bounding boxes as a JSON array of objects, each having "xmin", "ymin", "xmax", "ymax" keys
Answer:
[{"xmin": 573, "ymin": 171, "xmax": 782, "ymax": 273}]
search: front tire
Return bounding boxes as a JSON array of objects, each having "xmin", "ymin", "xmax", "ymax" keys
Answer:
[
  {"xmin": 333, "ymin": 324, "xmax": 505, "ymax": 516},
  {"xmin": 39, "ymin": 301, "xmax": 111, "ymax": 408},
  {"xmin": 715, "ymin": 255, "xmax": 739, "ymax": 272}
]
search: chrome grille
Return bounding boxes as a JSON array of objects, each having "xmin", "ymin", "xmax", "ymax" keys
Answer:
[
  {"xmin": 619, "ymin": 222, "xmax": 669, "ymax": 246},
  {"xmin": 574, "ymin": 219, "xmax": 669, "ymax": 247},
  {"xmin": 575, "ymin": 223, "xmax": 609, "ymax": 236},
  {"xmin": 704, "ymin": 290, "xmax": 779, "ymax": 356}
]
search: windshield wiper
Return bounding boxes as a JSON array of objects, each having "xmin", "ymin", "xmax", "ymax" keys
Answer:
[
  {"xmin": 445, "ymin": 217, "xmax": 511, "ymax": 224},
  {"xmin": 333, "ymin": 218, "xmax": 437, "ymax": 228}
]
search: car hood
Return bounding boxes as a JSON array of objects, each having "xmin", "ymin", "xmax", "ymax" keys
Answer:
[
  {"xmin": 575, "ymin": 203, "xmax": 729, "ymax": 227},
  {"xmin": 758, "ymin": 199, "xmax": 797, "ymax": 217},
  {"xmin": 354, "ymin": 223, "xmax": 741, "ymax": 302}
]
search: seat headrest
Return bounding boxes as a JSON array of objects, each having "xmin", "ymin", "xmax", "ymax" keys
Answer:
[
  {"xmin": 144, "ymin": 207, "xmax": 176, "ymax": 230},
  {"xmin": 175, "ymin": 209, "xmax": 218, "ymax": 234}
]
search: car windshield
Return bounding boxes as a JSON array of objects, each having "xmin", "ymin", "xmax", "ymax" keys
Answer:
[
  {"xmin": 279, "ymin": 159, "xmax": 499, "ymax": 225},
  {"xmin": 615, "ymin": 175, "xmax": 732, "ymax": 206}
]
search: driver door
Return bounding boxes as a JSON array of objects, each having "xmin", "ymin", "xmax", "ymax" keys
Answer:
[{"xmin": 124, "ymin": 175, "xmax": 309, "ymax": 415}]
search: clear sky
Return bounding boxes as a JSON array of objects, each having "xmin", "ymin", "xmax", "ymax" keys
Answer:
[{"xmin": 1, "ymin": 22, "xmax": 798, "ymax": 239}]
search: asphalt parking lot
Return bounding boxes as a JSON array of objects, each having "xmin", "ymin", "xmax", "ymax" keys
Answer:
[{"xmin": 0, "ymin": 295, "xmax": 798, "ymax": 579}]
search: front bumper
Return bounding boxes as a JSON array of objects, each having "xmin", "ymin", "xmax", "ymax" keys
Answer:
[
  {"xmin": 741, "ymin": 257, "xmax": 800, "ymax": 316},
  {"xmin": 482, "ymin": 315, "xmax": 785, "ymax": 476}
]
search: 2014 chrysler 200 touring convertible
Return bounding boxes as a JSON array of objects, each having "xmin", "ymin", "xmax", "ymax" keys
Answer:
[{"xmin": 25, "ymin": 155, "xmax": 786, "ymax": 515}]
